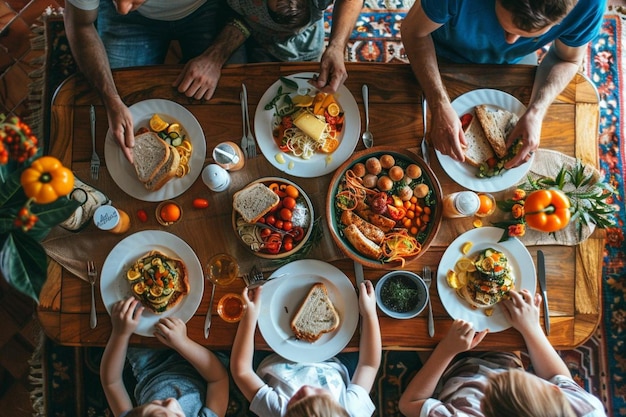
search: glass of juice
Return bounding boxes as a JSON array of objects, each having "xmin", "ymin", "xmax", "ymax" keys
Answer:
[
  {"xmin": 217, "ymin": 293, "xmax": 246, "ymax": 322},
  {"xmin": 206, "ymin": 253, "xmax": 239, "ymax": 286}
]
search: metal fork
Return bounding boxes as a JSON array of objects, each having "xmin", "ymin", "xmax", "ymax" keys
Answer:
[
  {"xmin": 90, "ymin": 105, "xmax": 100, "ymax": 180},
  {"xmin": 240, "ymin": 91, "xmax": 249, "ymax": 159},
  {"xmin": 242, "ymin": 266, "xmax": 285, "ymax": 289},
  {"xmin": 241, "ymin": 84, "xmax": 257, "ymax": 158},
  {"xmin": 422, "ymin": 265, "xmax": 434, "ymax": 337},
  {"xmin": 86, "ymin": 261, "xmax": 98, "ymax": 329}
]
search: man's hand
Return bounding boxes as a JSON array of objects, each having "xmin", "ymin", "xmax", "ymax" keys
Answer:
[
  {"xmin": 311, "ymin": 44, "xmax": 348, "ymax": 94},
  {"xmin": 504, "ymin": 110, "xmax": 542, "ymax": 168},
  {"xmin": 430, "ymin": 101, "xmax": 467, "ymax": 162},
  {"xmin": 105, "ymin": 99, "xmax": 135, "ymax": 163},
  {"xmin": 173, "ymin": 54, "xmax": 222, "ymax": 101}
]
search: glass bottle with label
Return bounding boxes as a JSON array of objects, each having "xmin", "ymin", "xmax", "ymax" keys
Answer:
[
  {"xmin": 442, "ymin": 191, "xmax": 480, "ymax": 218},
  {"xmin": 93, "ymin": 205, "xmax": 131, "ymax": 234}
]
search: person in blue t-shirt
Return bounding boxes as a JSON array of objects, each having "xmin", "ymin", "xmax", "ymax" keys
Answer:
[
  {"xmin": 100, "ymin": 297, "xmax": 229, "ymax": 417},
  {"xmin": 401, "ymin": 0, "xmax": 605, "ymax": 168}
]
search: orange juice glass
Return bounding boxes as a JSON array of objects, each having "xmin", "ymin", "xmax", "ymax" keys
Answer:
[{"xmin": 217, "ymin": 293, "xmax": 246, "ymax": 322}]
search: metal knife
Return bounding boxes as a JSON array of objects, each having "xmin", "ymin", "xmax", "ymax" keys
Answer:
[
  {"xmin": 354, "ymin": 261, "xmax": 364, "ymax": 290},
  {"xmin": 421, "ymin": 95, "xmax": 429, "ymax": 164},
  {"xmin": 537, "ymin": 250, "xmax": 550, "ymax": 335},
  {"xmin": 204, "ymin": 283, "xmax": 216, "ymax": 339}
]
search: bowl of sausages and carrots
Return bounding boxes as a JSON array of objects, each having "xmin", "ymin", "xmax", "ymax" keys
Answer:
[{"xmin": 327, "ymin": 147, "xmax": 443, "ymax": 269}]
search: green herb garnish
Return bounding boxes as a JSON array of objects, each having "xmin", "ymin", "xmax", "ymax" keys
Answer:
[{"xmin": 380, "ymin": 276, "xmax": 421, "ymax": 312}]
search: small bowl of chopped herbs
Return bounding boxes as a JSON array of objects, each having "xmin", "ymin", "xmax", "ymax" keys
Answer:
[{"xmin": 375, "ymin": 271, "xmax": 429, "ymax": 319}]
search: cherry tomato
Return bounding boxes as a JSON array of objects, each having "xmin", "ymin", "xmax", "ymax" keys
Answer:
[
  {"xmin": 291, "ymin": 226, "xmax": 305, "ymax": 242},
  {"xmin": 282, "ymin": 196, "xmax": 297, "ymax": 210},
  {"xmin": 282, "ymin": 221, "xmax": 293, "ymax": 231},
  {"xmin": 263, "ymin": 233, "xmax": 282, "ymax": 254},
  {"xmin": 386, "ymin": 204, "xmax": 406, "ymax": 221},
  {"xmin": 280, "ymin": 208, "xmax": 293, "ymax": 221},
  {"xmin": 257, "ymin": 217, "xmax": 266, "ymax": 223},
  {"xmin": 284, "ymin": 185, "xmax": 299, "ymax": 199},
  {"xmin": 460, "ymin": 113, "xmax": 473, "ymax": 131},
  {"xmin": 275, "ymin": 219, "xmax": 284, "ymax": 229},
  {"xmin": 192, "ymin": 198, "xmax": 209, "ymax": 209},
  {"xmin": 137, "ymin": 209, "xmax": 148, "ymax": 222},
  {"xmin": 266, "ymin": 215, "xmax": 276, "ymax": 225},
  {"xmin": 282, "ymin": 235, "xmax": 294, "ymax": 252},
  {"xmin": 260, "ymin": 228, "xmax": 272, "ymax": 238}
]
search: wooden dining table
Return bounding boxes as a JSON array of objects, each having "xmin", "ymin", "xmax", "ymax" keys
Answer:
[{"xmin": 37, "ymin": 62, "xmax": 603, "ymax": 351}]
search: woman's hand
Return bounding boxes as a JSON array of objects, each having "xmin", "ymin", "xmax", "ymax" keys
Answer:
[
  {"xmin": 110, "ymin": 297, "xmax": 143, "ymax": 338},
  {"xmin": 439, "ymin": 319, "xmax": 488, "ymax": 357},
  {"xmin": 154, "ymin": 316, "xmax": 190, "ymax": 350}
]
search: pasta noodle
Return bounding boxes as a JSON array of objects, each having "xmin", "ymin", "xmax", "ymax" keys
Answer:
[{"xmin": 281, "ymin": 117, "xmax": 332, "ymax": 159}]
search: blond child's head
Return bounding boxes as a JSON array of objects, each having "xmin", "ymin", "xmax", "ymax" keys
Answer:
[
  {"xmin": 481, "ymin": 369, "xmax": 576, "ymax": 417},
  {"xmin": 285, "ymin": 385, "xmax": 350, "ymax": 417}
]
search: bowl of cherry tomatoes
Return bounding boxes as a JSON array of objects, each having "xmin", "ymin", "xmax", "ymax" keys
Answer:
[{"xmin": 233, "ymin": 177, "xmax": 314, "ymax": 259}]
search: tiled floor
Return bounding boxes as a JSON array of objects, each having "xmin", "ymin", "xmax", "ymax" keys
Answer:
[{"xmin": 1, "ymin": 1, "xmax": 64, "ymax": 416}]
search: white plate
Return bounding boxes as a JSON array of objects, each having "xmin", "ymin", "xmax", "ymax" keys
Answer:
[
  {"xmin": 435, "ymin": 89, "xmax": 533, "ymax": 192},
  {"xmin": 258, "ymin": 259, "xmax": 359, "ymax": 362},
  {"xmin": 104, "ymin": 99, "xmax": 206, "ymax": 202},
  {"xmin": 254, "ymin": 72, "xmax": 360, "ymax": 178},
  {"xmin": 436, "ymin": 227, "xmax": 536, "ymax": 332},
  {"xmin": 100, "ymin": 230, "xmax": 204, "ymax": 337}
]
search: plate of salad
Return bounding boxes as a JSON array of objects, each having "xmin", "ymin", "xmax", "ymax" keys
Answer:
[{"xmin": 254, "ymin": 72, "xmax": 360, "ymax": 178}]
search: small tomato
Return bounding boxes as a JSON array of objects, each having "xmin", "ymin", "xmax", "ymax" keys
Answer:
[
  {"xmin": 137, "ymin": 209, "xmax": 148, "ymax": 222},
  {"xmin": 192, "ymin": 198, "xmax": 209, "ymax": 209}
]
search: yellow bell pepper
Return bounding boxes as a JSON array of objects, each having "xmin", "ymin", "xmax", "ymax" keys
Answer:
[{"xmin": 20, "ymin": 156, "xmax": 74, "ymax": 204}]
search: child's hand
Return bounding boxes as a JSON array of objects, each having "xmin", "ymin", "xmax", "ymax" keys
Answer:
[
  {"xmin": 358, "ymin": 280, "xmax": 377, "ymax": 318},
  {"xmin": 439, "ymin": 319, "xmax": 487, "ymax": 356},
  {"xmin": 501, "ymin": 289, "xmax": 542, "ymax": 337},
  {"xmin": 241, "ymin": 286, "xmax": 263, "ymax": 322},
  {"xmin": 110, "ymin": 297, "xmax": 143, "ymax": 337},
  {"xmin": 154, "ymin": 316, "xmax": 189, "ymax": 350}
]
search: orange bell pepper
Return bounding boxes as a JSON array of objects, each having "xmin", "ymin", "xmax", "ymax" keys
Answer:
[{"xmin": 524, "ymin": 189, "xmax": 571, "ymax": 232}]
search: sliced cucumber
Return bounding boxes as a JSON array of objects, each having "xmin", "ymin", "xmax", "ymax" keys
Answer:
[{"xmin": 171, "ymin": 137, "xmax": 183, "ymax": 146}]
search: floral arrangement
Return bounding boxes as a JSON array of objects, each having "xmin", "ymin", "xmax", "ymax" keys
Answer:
[
  {"xmin": 0, "ymin": 114, "xmax": 78, "ymax": 302},
  {"xmin": 494, "ymin": 160, "xmax": 617, "ymax": 241}
]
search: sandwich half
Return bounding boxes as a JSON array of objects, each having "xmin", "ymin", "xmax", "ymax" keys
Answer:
[
  {"xmin": 132, "ymin": 132, "xmax": 170, "ymax": 182},
  {"xmin": 475, "ymin": 105, "xmax": 518, "ymax": 158},
  {"xmin": 463, "ymin": 113, "xmax": 495, "ymax": 167}
]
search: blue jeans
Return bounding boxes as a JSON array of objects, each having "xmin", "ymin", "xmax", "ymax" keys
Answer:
[{"xmin": 97, "ymin": 0, "xmax": 223, "ymax": 68}]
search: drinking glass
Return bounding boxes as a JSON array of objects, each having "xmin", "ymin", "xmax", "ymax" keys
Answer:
[{"xmin": 206, "ymin": 253, "xmax": 239, "ymax": 286}]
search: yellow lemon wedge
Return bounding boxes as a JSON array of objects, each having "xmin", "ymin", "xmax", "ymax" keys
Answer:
[
  {"xmin": 133, "ymin": 282, "xmax": 147, "ymax": 295},
  {"xmin": 179, "ymin": 139, "xmax": 193, "ymax": 153},
  {"xmin": 461, "ymin": 241, "xmax": 473, "ymax": 255},
  {"xmin": 292, "ymin": 94, "xmax": 314, "ymax": 107},
  {"xmin": 446, "ymin": 269, "xmax": 461, "ymax": 289},
  {"xmin": 149, "ymin": 114, "xmax": 169, "ymax": 132},
  {"xmin": 321, "ymin": 138, "xmax": 339, "ymax": 153},
  {"xmin": 150, "ymin": 286, "xmax": 163, "ymax": 297},
  {"xmin": 455, "ymin": 257, "xmax": 474, "ymax": 272},
  {"xmin": 167, "ymin": 123, "xmax": 182, "ymax": 134}
]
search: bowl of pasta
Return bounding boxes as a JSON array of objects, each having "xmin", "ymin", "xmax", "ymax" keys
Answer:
[{"xmin": 326, "ymin": 147, "xmax": 443, "ymax": 269}]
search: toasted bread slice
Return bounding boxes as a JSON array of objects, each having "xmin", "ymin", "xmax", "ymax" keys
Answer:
[
  {"xmin": 463, "ymin": 113, "xmax": 495, "ymax": 167},
  {"xmin": 132, "ymin": 132, "xmax": 170, "ymax": 182},
  {"xmin": 232, "ymin": 183, "xmax": 280, "ymax": 223},
  {"xmin": 290, "ymin": 283, "xmax": 340, "ymax": 342},
  {"xmin": 475, "ymin": 105, "xmax": 513, "ymax": 158},
  {"xmin": 144, "ymin": 145, "xmax": 181, "ymax": 191}
]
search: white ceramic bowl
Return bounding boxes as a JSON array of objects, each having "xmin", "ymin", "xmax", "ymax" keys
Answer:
[{"xmin": 375, "ymin": 271, "xmax": 429, "ymax": 319}]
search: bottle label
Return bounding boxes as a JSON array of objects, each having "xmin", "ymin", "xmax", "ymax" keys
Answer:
[{"xmin": 94, "ymin": 205, "xmax": 119, "ymax": 230}]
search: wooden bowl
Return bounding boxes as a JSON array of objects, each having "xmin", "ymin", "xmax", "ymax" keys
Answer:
[
  {"xmin": 326, "ymin": 147, "xmax": 443, "ymax": 269},
  {"xmin": 232, "ymin": 177, "xmax": 314, "ymax": 259}
]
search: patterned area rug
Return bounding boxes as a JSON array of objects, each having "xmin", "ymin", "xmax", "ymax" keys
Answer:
[{"xmin": 29, "ymin": 4, "xmax": 625, "ymax": 417}]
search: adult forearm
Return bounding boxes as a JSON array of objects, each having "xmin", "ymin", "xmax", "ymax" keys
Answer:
[
  {"xmin": 327, "ymin": 0, "xmax": 364, "ymax": 49},
  {"xmin": 527, "ymin": 47, "xmax": 581, "ymax": 121},
  {"xmin": 201, "ymin": 20, "xmax": 248, "ymax": 67},
  {"xmin": 64, "ymin": 24, "xmax": 120, "ymax": 106}
]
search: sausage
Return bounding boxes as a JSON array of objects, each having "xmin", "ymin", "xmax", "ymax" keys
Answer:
[
  {"xmin": 343, "ymin": 224, "xmax": 383, "ymax": 259},
  {"xmin": 340, "ymin": 210, "xmax": 385, "ymax": 245},
  {"xmin": 367, "ymin": 213, "xmax": 396, "ymax": 232}
]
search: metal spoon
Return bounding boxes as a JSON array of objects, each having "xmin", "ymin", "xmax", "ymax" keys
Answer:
[{"xmin": 361, "ymin": 84, "xmax": 373, "ymax": 148}]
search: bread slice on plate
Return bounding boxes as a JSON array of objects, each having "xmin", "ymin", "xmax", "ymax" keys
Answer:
[
  {"xmin": 290, "ymin": 282, "xmax": 340, "ymax": 342},
  {"xmin": 132, "ymin": 132, "xmax": 170, "ymax": 182},
  {"xmin": 232, "ymin": 183, "xmax": 280, "ymax": 223},
  {"xmin": 475, "ymin": 105, "xmax": 512, "ymax": 158},
  {"xmin": 463, "ymin": 113, "xmax": 495, "ymax": 167},
  {"xmin": 144, "ymin": 144, "xmax": 181, "ymax": 191}
]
